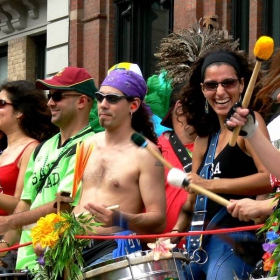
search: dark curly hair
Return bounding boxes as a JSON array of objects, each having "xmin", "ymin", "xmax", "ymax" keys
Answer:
[
  {"xmin": 179, "ymin": 46, "xmax": 263, "ymax": 137},
  {"xmin": 131, "ymin": 103, "xmax": 158, "ymax": 145},
  {"xmin": 0, "ymin": 80, "xmax": 59, "ymax": 141}
]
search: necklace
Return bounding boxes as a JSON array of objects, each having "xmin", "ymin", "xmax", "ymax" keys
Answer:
[{"xmin": 39, "ymin": 125, "xmax": 91, "ymax": 179}]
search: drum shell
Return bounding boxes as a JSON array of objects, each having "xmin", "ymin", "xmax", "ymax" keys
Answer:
[
  {"xmin": 82, "ymin": 250, "xmax": 187, "ymax": 280},
  {"xmin": 0, "ymin": 272, "xmax": 29, "ymax": 280}
]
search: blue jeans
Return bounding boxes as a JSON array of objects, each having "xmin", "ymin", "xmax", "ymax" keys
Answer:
[{"xmin": 183, "ymin": 231, "xmax": 256, "ymax": 280}]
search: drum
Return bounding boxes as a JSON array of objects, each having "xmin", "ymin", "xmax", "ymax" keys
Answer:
[
  {"xmin": 82, "ymin": 250, "xmax": 187, "ymax": 280},
  {"xmin": 0, "ymin": 272, "xmax": 29, "ymax": 280}
]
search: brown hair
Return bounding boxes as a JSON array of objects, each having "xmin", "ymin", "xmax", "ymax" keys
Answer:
[
  {"xmin": 0, "ymin": 80, "xmax": 59, "ymax": 141},
  {"xmin": 252, "ymin": 48, "xmax": 280, "ymax": 122}
]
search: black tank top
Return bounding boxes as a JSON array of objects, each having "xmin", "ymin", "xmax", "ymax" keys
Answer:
[{"xmin": 198, "ymin": 142, "xmax": 258, "ymax": 228}]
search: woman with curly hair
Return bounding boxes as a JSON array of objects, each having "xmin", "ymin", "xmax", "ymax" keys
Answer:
[{"xmin": 179, "ymin": 47, "xmax": 271, "ymax": 279}]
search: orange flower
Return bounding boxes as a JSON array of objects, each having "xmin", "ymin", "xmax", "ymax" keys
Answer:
[
  {"xmin": 31, "ymin": 213, "xmax": 68, "ymax": 249},
  {"xmin": 262, "ymin": 252, "xmax": 275, "ymax": 272},
  {"xmin": 147, "ymin": 239, "xmax": 176, "ymax": 261}
]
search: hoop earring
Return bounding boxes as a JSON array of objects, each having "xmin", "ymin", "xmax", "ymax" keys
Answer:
[{"xmin": 205, "ymin": 100, "xmax": 209, "ymax": 114}]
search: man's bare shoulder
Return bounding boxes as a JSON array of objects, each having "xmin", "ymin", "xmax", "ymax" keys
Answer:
[
  {"xmin": 84, "ymin": 131, "xmax": 105, "ymax": 144},
  {"xmin": 134, "ymin": 138, "xmax": 163, "ymax": 167}
]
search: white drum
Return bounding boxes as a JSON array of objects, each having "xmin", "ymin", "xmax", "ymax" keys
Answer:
[{"xmin": 82, "ymin": 250, "xmax": 187, "ymax": 280}]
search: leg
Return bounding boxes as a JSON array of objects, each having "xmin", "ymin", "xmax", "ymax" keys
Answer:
[{"xmin": 203, "ymin": 231, "xmax": 256, "ymax": 280}]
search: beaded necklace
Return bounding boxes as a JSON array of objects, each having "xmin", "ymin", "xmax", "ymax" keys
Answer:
[{"xmin": 40, "ymin": 125, "xmax": 91, "ymax": 179}]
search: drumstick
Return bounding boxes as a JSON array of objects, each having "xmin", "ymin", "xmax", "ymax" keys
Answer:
[
  {"xmin": 229, "ymin": 36, "xmax": 274, "ymax": 146},
  {"xmin": 167, "ymin": 168, "xmax": 230, "ymax": 207},
  {"xmin": 131, "ymin": 133, "xmax": 230, "ymax": 207},
  {"xmin": 106, "ymin": 205, "xmax": 120, "ymax": 211}
]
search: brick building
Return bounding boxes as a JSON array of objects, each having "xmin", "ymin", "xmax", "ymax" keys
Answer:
[{"xmin": 0, "ymin": 0, "xmax": 279, "ymax": 87}]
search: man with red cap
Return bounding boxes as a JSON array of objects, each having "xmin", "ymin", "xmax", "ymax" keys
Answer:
[{"xmin": 0, "ymin": 66, "xmax": 96, "ymax": 271}]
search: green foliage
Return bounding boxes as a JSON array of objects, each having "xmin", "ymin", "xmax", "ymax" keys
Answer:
[{"xmin": 32, "ymin": 212, "xmax": 102, "ymax": 280}]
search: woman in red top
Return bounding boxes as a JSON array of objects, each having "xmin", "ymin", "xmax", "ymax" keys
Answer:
[
  {"xmin": 0, "ymin": 80, "xmax": 57, "ymax": 215},
  {"xmin": 0, "ymin": 80, "xmax": 57, "ymax": 270}
]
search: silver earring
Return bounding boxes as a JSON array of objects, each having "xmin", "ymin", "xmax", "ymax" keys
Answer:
[
  {"xmin": 130, "ymin": 112, "xmax": 133, "ymax": 118},
  {"xmin": 239, "ymin": 95, "xmax": 242, "ymax": 103},
  {"xmin": 205, "ymin": 100, "xmax": 209, "ymax": 114}
]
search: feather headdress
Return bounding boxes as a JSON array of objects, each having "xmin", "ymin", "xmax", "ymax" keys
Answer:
[{"xmin": 154, "ymin": 18, "xmax": 240, "ymax": 86}]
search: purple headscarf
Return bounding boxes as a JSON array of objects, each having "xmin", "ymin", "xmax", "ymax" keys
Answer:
[{"xmin": 101, "ymin": 70, "xmax": 148, "ymax": 101}]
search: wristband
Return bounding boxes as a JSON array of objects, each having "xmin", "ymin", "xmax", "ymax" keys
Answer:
[{"xmin": 113, "ymin": 212, "xmax": 129, "ymax": 230}]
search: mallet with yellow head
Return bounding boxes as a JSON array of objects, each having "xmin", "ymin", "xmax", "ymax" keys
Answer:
[{"xmin": 229, "ymin": 36, "xmax": 274, "ymax": 146}]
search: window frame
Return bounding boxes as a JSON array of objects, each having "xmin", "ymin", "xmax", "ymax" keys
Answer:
[{"xmin": 113, "ymin": 0, "xmax": 174, "ymax": 79}]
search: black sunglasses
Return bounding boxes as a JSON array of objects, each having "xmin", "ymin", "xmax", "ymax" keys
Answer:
[
  {"xmin": 47, "ymin": 91, "xmax": 82, "ymax": 102},
  {"xmin": 94, "ymin": 92, "xmax": 133, "ymax": 104},
  {"xmin": 203, "ymin": 78, "xmax": 239, "ymax": 92},
  {"xmin": 0, "ymin": 99, "xmax": 13, "ymax": 108}
]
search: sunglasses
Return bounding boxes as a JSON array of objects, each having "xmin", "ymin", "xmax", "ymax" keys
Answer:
[
  {"xmin": 94, "ymin": 92, "xmax": 134, "ymax": 104},
  {"xmin": 202, "ymin": 78, "xmax": 239, "ymax": 92},
  {"xmin": 0, "ymin": 99, "xmax": 13, "ymax": 108},
  {"xmin": 47, "ymin": 91, "xmax": 82, "ymax": 102}
]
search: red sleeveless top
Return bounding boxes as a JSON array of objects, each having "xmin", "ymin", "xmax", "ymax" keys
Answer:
[{"xmin": 0, "ymin": 141, "xmax": 38, "ymax": 216}]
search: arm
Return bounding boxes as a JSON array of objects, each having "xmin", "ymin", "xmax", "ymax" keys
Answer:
[
  {"xmin": 227, "ymin": 197, "xmax": 276, "ymax": 222},
  {"xmin": 0, "ymin": 198, "xmax": 56, "ymax": 257},
  {"xmin": 0, "ymin": 199, "xmax": 58, "ymax": 235},
  {"xmin": 248, "ymin": 128, "xmax": 280, "ymax": 179},
  {"xmin": 227, "ymin": 107, "xmax": 280, "ymax": 179},
  {"xmin": 0, "ymin": 199, "xmax": 32, "ymax": 257},
  {"xmin": 169, "ymin": 197, "xmax": 193, "ymax": 244},
  {"xmin": 125, "ymin": 144, "xmax": 166, "ymax": 234},
  {"xmin": 0, "ymin": 142, "xmax": 38, "ymax": 214}
]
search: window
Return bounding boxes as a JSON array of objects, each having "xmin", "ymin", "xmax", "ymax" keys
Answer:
[
  {"xmin": 114, "ymin": 0, "xmax": 173, "ymax": 79},
  {"xmin": 263, "ymin": 0, "xmax": 280, "ymax": 48},
  {"xmin": 34, "ymin": 34, "xmax": 47, "ymax": 79},
  {"xmin": 232, "ymin": 0, "xmax": 249, "ymax": 53},
  {"xmin": 0, "ymin": 45, "xmax": 8, "ymax": 84}
]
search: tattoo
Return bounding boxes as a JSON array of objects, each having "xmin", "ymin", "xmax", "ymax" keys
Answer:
[{"xmin": 155, "ymin": 160, "xmax": 163, "ymax": 167}]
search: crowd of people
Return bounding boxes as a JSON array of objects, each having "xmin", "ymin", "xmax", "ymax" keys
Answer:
[{"xmin": 0, "ymin": 45, "xmax": 279, "ymax": 280}]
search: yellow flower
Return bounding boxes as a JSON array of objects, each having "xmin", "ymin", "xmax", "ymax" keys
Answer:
[
  {"xmin": 31, "ymin": 213, "xmax": 68, "ymax": 249},
  {"xmin": 147, "ymin": 239, "xmax": 176, "ymax": 261}
]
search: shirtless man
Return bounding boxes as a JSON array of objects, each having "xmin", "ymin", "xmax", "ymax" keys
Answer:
[{"xmin": 73, "ymin": 69, "xmax": 166, "ymax": 264}]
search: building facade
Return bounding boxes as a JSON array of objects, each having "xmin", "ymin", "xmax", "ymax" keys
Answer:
[{"xmin": 0, "ymin": 0, "xmax": 279, "ymax": 87}]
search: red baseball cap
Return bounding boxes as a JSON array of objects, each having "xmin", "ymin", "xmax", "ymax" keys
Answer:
[{"xmin": 35, "ymin": 66, "xmax": 97, "ymax": 98}]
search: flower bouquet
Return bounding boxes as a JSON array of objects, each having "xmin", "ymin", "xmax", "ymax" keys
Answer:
[
  {"xmin": 255, "ymin": 190, "xmax": 280, "ymax": 280},
  {"xmin": 30, "ymin": 212, "xmax": 101, "ymax": 280}
]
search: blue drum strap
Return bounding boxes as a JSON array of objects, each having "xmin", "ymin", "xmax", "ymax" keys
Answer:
[{"xmin": 187, "ymin": 131, "xmax": 220, "ymax": 252}]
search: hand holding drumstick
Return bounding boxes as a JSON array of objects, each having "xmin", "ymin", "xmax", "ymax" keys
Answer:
[{"xmin": 82, "ymin": 204, "xmax": 122, "ymax": 228}]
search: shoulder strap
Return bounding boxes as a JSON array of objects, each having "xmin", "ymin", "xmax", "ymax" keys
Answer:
[
  {"xmin": 33, "ymin": 126, "xmax": 93, "ymax": 161},
  {"xmin": 15, "ymin": 140, "xmax": 39, "ymax": 162},
  {"xmin": 35, "ymin": 143, "xmax": 78, "ymax": 195},
  {"xmin": 187, "ymin": 131, "xmax": 220, "ymax": 253},
  {"xmin": 169, "ymin": 131, "xmax": 192, "ymax": 172}
]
